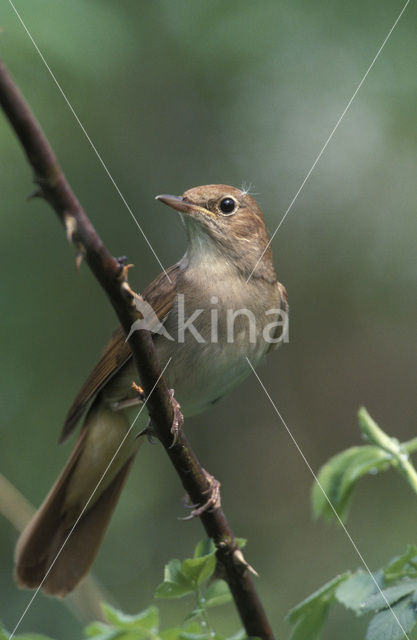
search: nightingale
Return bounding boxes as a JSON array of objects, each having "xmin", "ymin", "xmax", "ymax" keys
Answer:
[{"xmin": 14, "ymin": 184, "xmax": 288, "ymax": 596}]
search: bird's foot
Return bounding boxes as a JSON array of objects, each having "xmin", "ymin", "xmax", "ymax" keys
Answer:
[
  {"xmin": 169, "ymin": 389, "xmax": 184, "ymax": 448},
  {"xmin": 116, "ymin": 255, "xmax": 128, "ymax": 267},
  {"xmin": 135, "ymin": 388, "xmax": 183, "ymax": 447},
  {"xmin": 180, "ymin": 470, "xmax": 221, "ymax": 520},
  {"xmin": 136, "ymin": 418, "xmax": 158, "ymax": 444}
]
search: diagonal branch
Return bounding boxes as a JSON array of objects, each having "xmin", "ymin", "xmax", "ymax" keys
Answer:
[{"xmin": 0, "ymin": 59, "xmax": 274, "ymax": 640}]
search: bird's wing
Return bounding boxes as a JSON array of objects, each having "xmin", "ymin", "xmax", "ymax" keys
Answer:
[
  {"xmin": 59, "ymin": 263, "xmax": 180, "ymax": 442},
  {"xmin": 266, "ymin": 280, "xmax": 289, "ymax": 353}
]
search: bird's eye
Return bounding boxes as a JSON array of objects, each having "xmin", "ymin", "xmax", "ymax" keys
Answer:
[{"xmin": 219, "ymin": 197, "xmax": 236, "ymax": 215}]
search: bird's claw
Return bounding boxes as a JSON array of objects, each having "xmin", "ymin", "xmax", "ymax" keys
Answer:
[
  {"xmin": 135, "ymin": 388, "xmax": 183, "ymax": 447},
  {"xmin": 179, "ymin": 470, "xmax": 221, "ymax": 520},
  {"xmin": 169, "ymin": 389, "xmax": 184, "ymax": 448},
  {"xmin": 136, "ymin": 419, "xmax": 158, "ymax": 444}
]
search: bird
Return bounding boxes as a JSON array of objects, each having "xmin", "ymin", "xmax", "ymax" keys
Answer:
[{"xmin": 14, "ymin": 184, "xmax": 288, "ymax": 596}]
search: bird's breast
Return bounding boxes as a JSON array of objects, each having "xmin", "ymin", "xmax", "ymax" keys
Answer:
[{"xmin": 154, "ymin": 274, "xmax": 281, "ymax": 415}]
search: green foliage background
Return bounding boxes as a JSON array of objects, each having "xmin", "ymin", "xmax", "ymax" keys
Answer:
[{"xmin": 0, "ymin": 1, "xmax": 416, "ymax": 638}]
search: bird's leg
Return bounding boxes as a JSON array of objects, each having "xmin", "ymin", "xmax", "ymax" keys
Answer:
[
  {"xmin": 180, "ymin": 469, "xmax": 221, "ymax": 520},
  {"xmin": 134, "ymin": 387, "xmax": 183, "ymax": 446},
  {"xmin": 130, "ymin": 382, "xmax": 159, "ymax": 443},
  {"xmin": 110, "ymin": 381, "xmax": 145, "ymax": 412},
  {"xmin": 135, "ymin": 414, "xmax": 158, "ymax": 444},
  {"xmin": 136, "ymin": 420, "xmax": 158, "ymax": 444}
]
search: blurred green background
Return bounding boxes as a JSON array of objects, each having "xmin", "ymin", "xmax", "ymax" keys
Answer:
[{"xmin": 1, "ymin": 1, "xmax": 416, "ymax": 638}]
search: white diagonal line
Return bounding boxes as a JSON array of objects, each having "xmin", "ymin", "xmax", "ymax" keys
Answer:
[
  {"xmin": 9, "ymin": 357, "xmax": 172, "ymax": 640},
  {"xmin": 7, "ymin": 0, "xmax": 172, "ymax": 284},
  {"xmin": 247, "ymin": 0, "xmax": 411, "ymax": 283},
  {"xmin": 246, "ymin": 357, "xmax": 411, "ymax": 640}
]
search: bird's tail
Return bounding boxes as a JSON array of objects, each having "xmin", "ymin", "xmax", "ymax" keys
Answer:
[{"xmin": 14, "ymin": 399, "xmax": 142, "ymax": 596}]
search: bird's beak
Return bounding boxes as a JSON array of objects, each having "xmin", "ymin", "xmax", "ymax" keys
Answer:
[
  {"xmin": 155, "ymin": 194, "xmax": 190, "ymax": 213},
  {"xmin": 155, "ymin": 194, "xmax": 216, "ymax": 218}
]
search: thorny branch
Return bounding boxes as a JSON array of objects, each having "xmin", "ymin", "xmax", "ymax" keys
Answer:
[{"xmin": 0, "ymin": 59, "xmax": 274, "ymax": 640}]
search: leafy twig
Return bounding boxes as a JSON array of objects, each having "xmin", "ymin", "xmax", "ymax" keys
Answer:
[
  {"xmin": 312, "ymin": 407, "xmax": 417, "ymax": 522},
  {"xmin": 359, "ymin": 407, "xmax": 417, "ymax": 495},
  {"xmin": 291, "ymin": 408, "xmax": 417, "ymax": 639},
  {"xmin": 288, "ymin": 546, "xmax": 417, "ymax": 640},
  {"xmin": 1, "ymin": 539, "xmax": 253, "ymax": 639}
]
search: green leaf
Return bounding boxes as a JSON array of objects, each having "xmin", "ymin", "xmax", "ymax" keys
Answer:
[
  {"xmin": 101, "ymin": 604, "xmax": 159, "ymax": 631},
  {"xmin": 288, "ymin": 573, "xmax": 349, "ymax": 639},
  {"xmin": 289, "ymin": 573, "xmax": 350, "ymax": 623},
  {"xmin": 83, "ymin": 624, "xmax": 124, "ymax": 640},
  {"xmin": 85, "ymin": 622, "xmax": 151, "ymax": 640},
  {"xmin": 184, "ymin": 609, "xmax": 205, "ymax": 623},
  {"xmin": 86, "ymin": 604, "xmax": 160, "ymax": 639},
  {"xmin": 84, "ymin": 622, "xmax": 110, "ymax": 637},
  {"xmin": 312, "ymin": 445, "xmax": 392, "ymax": 522},
  {"xmin": 182, "ymin": 555, "xmax": 216, "ymax": 586},
  {"xmin": 225, "ymin": 631, "xmax": 247, "ymax": 640},
  {"xmin": 289, "ymin": 601, "xmax": 331, "ymax": 640},
  {"xmin": 194, "ymin": 539, "xmax": 216, "ymax": 558},
  {"xmin": 366, "ymin": 595, "xmax": 417, "ymax": 640},
  {"xmin": 164, "ymin": 559, "xmax": 190, "ymax": 584},
  {"xmin": 361, "ymin": 580, "xmax": 417, "ymax": 613},
  {"xmin": 336, "ymin": 571, "xmax": 384, "ymax": 612},
  {"xmin": 290, "ymin": 547, "xmax": 417, "ymax": 639},
  {"xmin": 155, "ymin": 581, "xmax": 194, "ymax": 599},
  {"xmin": 179, "ymin": 620, "xmax": 212, "ymax": 640},
  {"xmin": 384, "ymin": 545, "xmax": 417, "ymax": 582},
  {"xmin": 205, "ymin": 580, "xmax": 233, "ymax": 608},
  {"xmin": 155, "ymin": 559, "xmax": 195, "ymax": 599},
  {"xmin": 159, "ymin": 629, "xmax": 182, "ymax": 640},
  {"xmin": 14, "ymin": 636, "xmax": 56, "ymax": 640},
  {"xmin": 84, "ymin": 621, "xmax": 112, "ymax": 637},
  {"xmin": 182, "ymin": 621, "xmax": 206, "ymax": 633}
]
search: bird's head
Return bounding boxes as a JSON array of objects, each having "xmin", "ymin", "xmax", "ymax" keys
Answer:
[{"xmin": 156, "ymin": 184, "xmax": 275, "ymax": 282}]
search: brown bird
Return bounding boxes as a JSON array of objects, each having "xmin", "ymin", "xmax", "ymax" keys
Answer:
[{"xmin": 14, "ymin": 184, "xmax": 288, "ymax": 596}]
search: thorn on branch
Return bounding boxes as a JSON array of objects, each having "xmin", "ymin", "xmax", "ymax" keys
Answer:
[
  {"xmin": 27, "ymin": 188, "xmax": 43, "ymax": 201},
  {"xmin": 75, "ymin": 248, "xmax": 85, "ymax": 271},
  {"xmin": 121, "ymin": 263, "xmax": 135, "ymax": 280},
  {"xmin": 233, "ymin": 548, "xmax": 259, "ymax": 577},
  {"xmin": 64, "ymin": 212, "xmax": 78, "ymax": 243},
  {"xmin": 131, "ymin": 380, "xmax": 145, "ymax": 400},
  {"xmin": 121, "ymin": 275, "xmax": 139, "ymax": 308},
  {"xmin": 63, "ymin": 212, "xmax": 85, "ymax": 269}
]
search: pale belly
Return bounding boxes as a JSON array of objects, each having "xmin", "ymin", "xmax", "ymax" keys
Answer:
[
  {"xmin": 103, "ymin": 321, "xmax": 272, "ymax": 419},
  {"xmin": 156, "ymin": 333, "xmax": 268, "ymax": 416}
]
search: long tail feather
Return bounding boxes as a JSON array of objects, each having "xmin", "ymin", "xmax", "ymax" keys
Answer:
[{"xmin": 14, "ymin": 400, "xmax": 142, "ymax": 595}]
